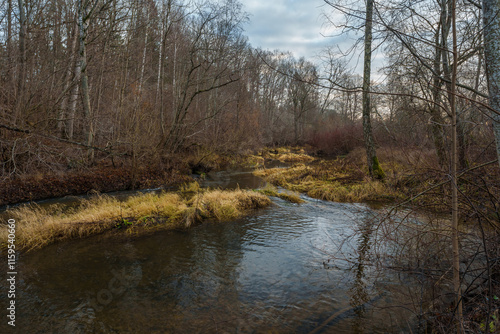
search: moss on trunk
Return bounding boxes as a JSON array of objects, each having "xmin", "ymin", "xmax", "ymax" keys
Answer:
[{"xmin": 372, "ymin": 156, "xmax": 386, "ymax": 180}]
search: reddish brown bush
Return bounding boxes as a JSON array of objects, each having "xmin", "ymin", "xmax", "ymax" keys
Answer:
[{"xmin": 307, "ymin": 124, "xmax": 364, "ymax": 156}]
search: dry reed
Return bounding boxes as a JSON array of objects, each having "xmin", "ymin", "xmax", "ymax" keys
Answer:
[{"xmin": 0, "ymin": 185, "xmax": 271, "ymax": 252}]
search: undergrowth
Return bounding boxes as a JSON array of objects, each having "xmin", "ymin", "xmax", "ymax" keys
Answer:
[{"xmin": 253, "ymin": 146, "xmax": 499, "ymax": 215}]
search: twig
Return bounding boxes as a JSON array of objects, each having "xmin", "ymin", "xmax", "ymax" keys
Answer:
[
  {"xmin": 386, "ymin": 159, "xmax": 498, "ymax": 216},
  {"xmin": 0, "ymin": 123, "xmax": 111, "ymax": 153}
]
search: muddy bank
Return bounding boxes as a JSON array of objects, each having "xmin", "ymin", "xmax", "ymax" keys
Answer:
[{"xmin": 0, "ymin": 166, "xmax": 192, "ymax": 207}]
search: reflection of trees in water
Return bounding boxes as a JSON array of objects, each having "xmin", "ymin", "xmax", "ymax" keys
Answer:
[{"xmin": 350, "ymin": 218, "xmax": 374, "ymax": 333}]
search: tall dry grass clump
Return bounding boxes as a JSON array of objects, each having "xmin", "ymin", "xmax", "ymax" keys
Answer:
[
  {"xmin": 254, "ymin": 161, "xmax": 403, "ymax": 203},
  {"xmin": 2, "ymin": 195, "xmax": 124, "ymax": 251},
  {"xmin": 256, "ymin": 183, "xmax": 305, "ymax": 204},
  {"xmin": 277, "ymin": 153, "xmax": 315, "ymax": 163},
  {"xmin": 190, "ymin": 189, "xmax": 271, "ymax": 222},
  {"xmin": 0, "ymin": 185, "xmax": 271, "ymax": 252}
]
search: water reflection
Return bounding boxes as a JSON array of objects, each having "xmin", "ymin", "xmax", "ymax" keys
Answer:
[
  {"xmin": 1, "ymin": 194, "xmax": 419, "ymax": 333},
  {"xmin": 350, "ymin": 217, "xmax": 374, "ymax": 333}
]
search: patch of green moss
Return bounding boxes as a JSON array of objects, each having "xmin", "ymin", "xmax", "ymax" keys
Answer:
[{"xmin": 372, "ymin": 156, "xmax": 386, "ymax": 180}]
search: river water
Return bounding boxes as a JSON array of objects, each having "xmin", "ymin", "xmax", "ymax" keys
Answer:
[{"xmin": 1, "ymin": 168, "xmax": 422, "ymax": 333}]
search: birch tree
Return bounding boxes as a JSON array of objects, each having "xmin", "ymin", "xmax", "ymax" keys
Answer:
[{"xmin": 362, "ymin": 0, "xmax": 385, "ymax": 179}]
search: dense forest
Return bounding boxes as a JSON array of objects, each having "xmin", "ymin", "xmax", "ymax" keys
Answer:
[
  {"xmin": 0, "ymin": 0, "xmax": 323, "ymax": 176},
  {"xmin": 0, "ymin": 0, "xmax": 498, "ymax": 178}
]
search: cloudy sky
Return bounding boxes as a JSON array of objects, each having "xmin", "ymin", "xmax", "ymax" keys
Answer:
[
  {"xmin": 242, "ymin": 0, "xmax": 345, "ymax": 62},
  {"xmin": 241, "ymin": 0, "xmax": 360, "ymax": 60},
  {"xmin": 242, "ymin": 0, "xmax": 385, "ymax": 77}
]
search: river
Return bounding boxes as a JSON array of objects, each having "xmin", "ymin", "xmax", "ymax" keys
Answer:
[{"xmin": 0, "ymin": 167, "xmax": 423, "ymax": 333}]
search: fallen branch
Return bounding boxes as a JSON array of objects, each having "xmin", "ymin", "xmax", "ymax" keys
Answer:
[{"xmin": 0, "ymin": 123, "xmax": 111, "ymax": 153}]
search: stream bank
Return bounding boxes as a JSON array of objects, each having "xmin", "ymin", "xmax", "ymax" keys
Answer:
[
  {"xmin": 0, "ymin": 165, "xmax": 192, "ymax": 208},
  {"xmin": 0, "ymin": 182, "xmax": 272, "ymax": 252}
]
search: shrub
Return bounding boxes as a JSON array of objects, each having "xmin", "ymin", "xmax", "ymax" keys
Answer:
[{"xmin": 308, "ymin": 124, "xmax": 363, "ymax": 156}]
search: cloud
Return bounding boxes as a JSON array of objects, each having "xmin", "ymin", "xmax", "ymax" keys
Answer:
[
  {"xmin": 242, "ymin": 0, "xmax": 386, "ymax": 76},
  {"xmin": 243, "ymin": 0, "xmax": 330, "ymax": 61}
]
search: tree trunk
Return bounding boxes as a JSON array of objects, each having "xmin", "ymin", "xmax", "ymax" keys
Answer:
[
  {"xmin": 451, "ymin": 0, "xmax": 463, "ymax": 329},
  {"xmin": 430, "ymin": 18, "xmax": 447, "ymax": 167},
  {"xmin": 15, "ymin": 0, "xmax": 27, "ymax": 124},
  {"xmin": 6, "ymin": 0, "xmax": 13, "ymax": 101},
  {"xmin": 482, "ymin": 0, "xmax": 500, "ymax": 169},
  {"xmin": 58, "ymin": 23, "xmax": 79, "ymax": 138},
  {"xmin": 67, "ymin": 61, "xmax": 81, "ymax": 141},
  {"xmin": 362, "ymin": 0, "xmax": 385, "ymax": 179},
  {"xmin": 94, "ymin": 4, "xmax": 116, "ymax": 122},
  {"xmin": 78, "ymin": 0, "xmax": 94, "ymax": 161},
  {"xmin": 440, "ymin": 0, "xmax": 468, "ymax": 170}
]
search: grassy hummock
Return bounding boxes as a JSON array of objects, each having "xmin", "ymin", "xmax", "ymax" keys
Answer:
[
  {"xmin": 256, "ymin": 183, "xmax": 305, "ymax": 204},
  {"xmin": 254, "ymin": 161, "xmax": 403, "ymax": 203},
  {"xmin": 244, "ymin": 147, "xmax": 315, "ymax": 167},
  {"xmin": 0, "ymin": 184, "xmax": 271, "ymax": 252}
]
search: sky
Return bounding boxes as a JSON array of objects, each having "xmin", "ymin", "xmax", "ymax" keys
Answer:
[
  {"xmin": 242, "ymin": 0, "xmax": 346, "ymax": 62},
  {"xmin": 242, "ymin": 0, "xmax": 385, "ymax": 77}
]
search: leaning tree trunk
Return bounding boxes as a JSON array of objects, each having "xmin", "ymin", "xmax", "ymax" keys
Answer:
[
  {"xmin": 482, "ymin": 0, "xmax": 500, "ymax": 169},
  {"xmin": 362, "ymin": 0, "xmax": 385, "ymax": 179}
]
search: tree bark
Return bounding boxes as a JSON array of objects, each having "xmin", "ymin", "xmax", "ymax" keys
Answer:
[
  {"xmin": 362, "ymin": 0, "xmax": 385, "ymax": 179},
  {"xmin": 430, "ymin": 18, "xmax": 447, "ymax": 167},
  {"xmin": 451, "ymin": 0, "xmax": 463, "ymax": 329},
  {"xmin": 67, "ymin": 61, "xmax": 81, "ymax": 141},
  {"xmin": 482, "ymin": 0, "xmax": 500, "ymax": 169},
  {"xmin": 15, "ymin": 0, "xmax": 27, "ymax": 124},
  {"xmin": 78, "ymin": 0, "xmax": 95, "ymax": 161},
  {"xmin": 58, "ymin": 23, "xmax": 79, "ymax": 138},
  {"xmin": 6, "ymin": 0, "xmax": 13, "ymax": 99}
]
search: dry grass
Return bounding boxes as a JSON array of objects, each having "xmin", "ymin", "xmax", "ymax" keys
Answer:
[
  {"xmin": 254, "ymin": 146, "xmax": 500, "ymax": 214},
  {"xmin": 276, "ymin": 153, "xmax": 315, "ymax": 163},
  {"xmin": 0, "ymin": 185, "xmax": 271, "ymax": 252},
  {"xmin": 189, "ymin": 188, "xmax": 271, "ymax": 223},
  {"xmin": 245, "ymin": 155, "xmax": 265, "ymax": 167},
  {"xmin": 256, "ymin": 183, "xmax": 305, "ymax": 204},
  {"xmin": 258, "ymin": 146, "xmax": 315, "ymax": 163},
  {"xmin": 244, "ymin": 147, "xmax": 314, "ymax": 166},
  {"xmin": 254, "ymin": 161, "xmax": 404, "ymax": 203}
]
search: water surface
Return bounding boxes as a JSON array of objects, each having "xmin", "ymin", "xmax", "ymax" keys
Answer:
[{"xmin": 1, "ymin": 168, "xmax": 421, "ymax": 333}]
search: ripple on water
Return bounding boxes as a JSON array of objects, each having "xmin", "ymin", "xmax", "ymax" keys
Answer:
[{"xmin": 4, "ymin": 194, "xmax": 418, "ymax": 333}]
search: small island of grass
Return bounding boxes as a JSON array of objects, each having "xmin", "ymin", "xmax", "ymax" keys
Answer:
[{"xmin": 0, "ymin": 183, "xmax": 271, "ymax": 252}]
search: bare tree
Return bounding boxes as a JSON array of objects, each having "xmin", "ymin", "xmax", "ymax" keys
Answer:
[
  {"xmin": 482, "ymin": 0, "xmax": 500, "ymax": 168},
  {"xmin": 15, "ymin": 0, "xmax": 27, "ymax": 124},
  {"xmin": 78, "ymin": 0, "xmax": 95, "ymax": 160},
  {"xmin": 361, "ymin": 0, "xmax": 385, "ymax": 179}
]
